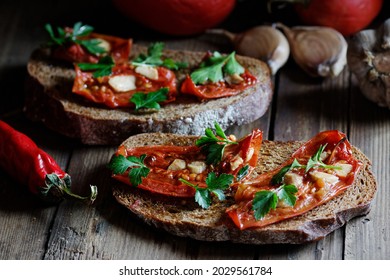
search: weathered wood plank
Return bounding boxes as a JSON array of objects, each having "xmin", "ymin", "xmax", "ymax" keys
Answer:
[
  {"xmin": 345, "ymin": 77, "xmax": 390, "ymax": 260},
  {"xmin": 0, "ymin": 0, "xmax": 73, "ymax": 259},
  {"xmin": 0, "ymin": 115, "xmax": 75, "ymax": 259}
]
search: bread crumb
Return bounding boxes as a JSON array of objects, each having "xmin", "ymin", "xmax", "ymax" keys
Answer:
[{"xmin": 184, "ymin": 117, "xmax": 192, "ymax": 124}]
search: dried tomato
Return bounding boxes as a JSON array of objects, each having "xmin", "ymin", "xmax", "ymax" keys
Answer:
[
  {"xmin": 0, "ymin": 120, "xmax": 96, "ymax": 202},
  {"xmin": 111, "ymin": 129, "xmax": 263, "ymax": 197},
  {"xmin": 226, "ymin": 130, "xmax": 362, "ymax": 230}
]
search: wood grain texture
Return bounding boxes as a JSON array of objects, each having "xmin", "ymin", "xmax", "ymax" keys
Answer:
[{"xmin": 345, "ymin": 77, "xmax": 390, "ymax": 260}]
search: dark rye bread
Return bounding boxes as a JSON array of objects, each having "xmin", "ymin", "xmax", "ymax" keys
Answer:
[
  {"xmin": 25, "ymin": 45, "xmax": 273, "ymax": 145},
  {"xmin": 112, "ymin": 133, "xmax": 377, "ymax": 244}
]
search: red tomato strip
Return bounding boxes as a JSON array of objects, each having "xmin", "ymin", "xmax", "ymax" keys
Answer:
[
  {"xmin": 180, "ymin": 70, "xmax": 257, "ymax": 100},
  {"xmin": 114, "ymin": 145, "xmax": 205, "ymax": 197},
  {"xmin": 52, "ymin": 31, "xmax": 132, "ymax": 64},
  {"xmin": 226, "ymin": 130, "xmax": 362, "ymax": 230},
  {"xmin": 112, "ymin": 130, "xmax": 263, "ymax": 197},
  {"xmin": 72, "ymin": 64, "xmax": 177, "ymax": 108}
]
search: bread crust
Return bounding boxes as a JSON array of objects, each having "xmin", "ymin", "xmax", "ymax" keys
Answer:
[
  {"xmin": 112, "ymin": 133, "xmax": 376, "ymax": 244},
  {"xmin": 25, "ymin": 45, "xmax": 273, "ymax": 145}
]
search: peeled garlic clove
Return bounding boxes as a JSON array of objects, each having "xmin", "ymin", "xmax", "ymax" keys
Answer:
[
  {"xmin": 277, "ymin": 23, "xmax": 347, "ymax": 77},
  {"xmin": 348, "ymin": 18, "xmax": 390, "ymax": 109},
  {"xmin": 208, "ymin": 26, "xmax": 290, "ymax": 75}
]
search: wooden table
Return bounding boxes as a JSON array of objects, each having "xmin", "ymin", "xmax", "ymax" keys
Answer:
[{"xmin": 0, "ymin": 0, "xmax": 389, "ymax": 260}]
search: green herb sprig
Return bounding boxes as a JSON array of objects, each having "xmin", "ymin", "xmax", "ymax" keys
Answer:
[
  {"xmin": 271, "ymin": 144, "xmax": 342, "ymax": 185},
  {"xmin": 305, "ymin": 144, "xmax": 342, "ymax": 172},
  {"xmin": 132, "ymin": 42, "xmax": 188, "ymax": 70},
  {"xmin": 130, "ymin": 88, "xmax": 169, "ymax": 111},
  {"xmin": 45, "ymin": 22, "xmax": 107, "ymax": 55},
  {"xmin": 252, "ymin": 184, "xmax": 298, "ymax": 220},
  {"xmin": 196, "ymin": 122, "xmax": 238, "ymax": 166},
  {"xmin": 190, "ymin": 51, "xmax": 244, "ymax": 85},
  {"xmin": 180, "ymin": 172, "xmax": 234, "ymax": 209},
  {"xmin": 254, "ymin": 144, "xmax": 343, "ymax": 219},
  {"xmin": 107, "ymin": 154, "xmax": 150, "ymax": 187},
  {"xmin": 236, "ymin": 165, "xmax": 250, "ymax": 182},
  {"xmin": 77, "ymin": 56, "xmax": 115, "ymax": 78}
]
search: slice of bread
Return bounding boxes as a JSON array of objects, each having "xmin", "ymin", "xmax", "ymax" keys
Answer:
[
  {"xmin": 112, "ymin": 133, "xmax": 376, "ymax": 244},
  {"xmin": 25, "ymin": 45, "xmax": 273, "ymax": 145}
]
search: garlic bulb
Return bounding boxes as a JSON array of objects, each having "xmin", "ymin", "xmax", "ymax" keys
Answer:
[
  {"xmin": 348, "ymin": 18, "xmax": 390, "ymax": 108},
  {"xmin": 208, "ymin": 26, "xmax": 290, "ymax": 75},
  {"xmin": 276, "ymin": 23, "xmax": 347, "ymax": 77}
]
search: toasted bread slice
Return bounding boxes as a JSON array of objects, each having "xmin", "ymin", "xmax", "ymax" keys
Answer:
[
  {"xmin": 112, "ymin": 133, "xmax": 376, "ymax": 244},
  {"xmin": 25, "ymin": 45, "xmax": 273, "ymax": 145}
]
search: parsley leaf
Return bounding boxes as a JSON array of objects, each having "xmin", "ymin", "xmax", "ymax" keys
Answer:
[
  {"xmin": 107, "ymin": 154, "xmax": 150, "ymax": 187},
  {"xmin": 129, "ymin": 164, "xmax": 150, "ymax": 187},
  {"xmin": 205, "ymin": 173, "xmax": 234, "ymax": 200},
  {"xmin": 77, "ymin": 56, "xmax": 115, "ymax": 77},
  {"xmin": 194, "ymin": 188, "xmax": 211, "ymax": 209},
  {"xmin": 252, "ymin": 184, "xmax": 298, "ymax": 220},
  {"xmin": 45, "ymin": 22, "xmax": 107, "ymax": 56},
  {"xmin": 190, "ymin": 51, "xmax": 245, "ymax": 84},
  {"xmin": 252, "ymin": 191, "xmax": 278, "ymax": 220},
  {"xmin": 305, "ymin": 144, "xmax": 342, "ymax": 172},
  {"xmin": 77, "ymin": 39, "xmax": 107, "ymax": 55},
  {"xmin": 45, "ymin": 24, "xmax": 65, "ymax": 45},
  {"xmin": 276, "ymin": 184, "xmax": 298, "ymax": 207},
  {"xmin": 196, "ymin": 122, "xmax": 238, "ymax": 166},
  {"xmin": 236, "ymin": 165, "xmax": 250, "ymax": 181},
  {"xmin": 133, "ymin": 42, "xmax": 164, "ymax": 66},
  {"xmin": 224, "ymin": 52, "xmax": 245, "ymax": 75},
  {"xmin": 130, "ymin": 88, "xmax": 168, "ymax": 111},
  {"xmin": 180, "ymin": 172, "xmax": 234, "ymax": 209},
  {"xmin": 132, "ymin": 42, "xmax": 188, "ymax": 70},
  {"xmin": 71, "ymin": 22, "xmax": 93, "ymax": 38},
  {"xmin": 161, "ymin": 58, "xmax": 188, "ymax": 70}
]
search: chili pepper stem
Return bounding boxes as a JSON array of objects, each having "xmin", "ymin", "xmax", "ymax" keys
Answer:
[{"xmin": 43, "ymin": 173, "xmax": 98, "ymax": 203}]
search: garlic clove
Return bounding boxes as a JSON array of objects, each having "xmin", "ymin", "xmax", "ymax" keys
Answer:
[
  {"xmin": 208, "ymin": 26, "xmax": 290, "ymax": 75},
  {"xmin": 380, "ymin": 18, "xmax": 390, "ymax": 49},
  {"xmin": 347, "ymin": 18, "xmax": 390, "ymax": 109},
  {"xmin": 276, "ymin": 23, "xmax": 347, "ymax": 77}
]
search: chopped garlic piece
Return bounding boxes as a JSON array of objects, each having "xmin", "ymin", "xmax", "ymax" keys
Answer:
[
  {"xmin": 187, "ymin": 161, "xmax": 207, "ymax": 174},
  {"xmin": 320, "ymin": 151, "xmax": 329, "ymax": 161},
  {"xmin": 225, "ymin": 73, "xmax": 244, "ymax": 85},
  {"xmin": 168, "ymin": 159, "xmax": 186, "ymax": 171},
  {"xmin": 135, "ymin": 65, "xmax": 159, "ymax": 80},
  {"xmin": 246, "ymin": 148, "xmax": 254, "ymax": 162},
  {"xmin": 284, "ymin": 172, "xmax": 303, "ymax": 187},
  {"xmin": 310, "ymin": 171, "xmax": 339, "ymax": 185},
  {"xmin": 277, "ymin": 199, "xmax": 292, "ymax": 208},
  {"xmin": 108, "ymin": 75, "xmax": 136, "ymax": 92},
  {"xmin": 334, "ymin": 162, "xmax": 353, "ymax": 177},
  {"xmin": 230, "ymin": 156, "xmax": 243, "ymax": 171}
]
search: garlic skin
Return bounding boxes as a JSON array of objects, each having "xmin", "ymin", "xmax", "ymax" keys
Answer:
[
  {"xmin": 229, "ymin": 26, "xmax": 290, "ymax": 75},
  {"xmin": 209, "ymin": 26, "xmax": 290, "ymax": 75},
  {"xmin": 277, "ymin": 23, "xmax": 347, "ymax": 77},
  {"xmin": 347, "ymin": 18, "xmax": 390, "ymax": 108}
]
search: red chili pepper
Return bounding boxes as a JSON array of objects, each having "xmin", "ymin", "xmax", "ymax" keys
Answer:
[{"xmin": 0, "ymin": 120, "xmax": 97, "ymax": 203}]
